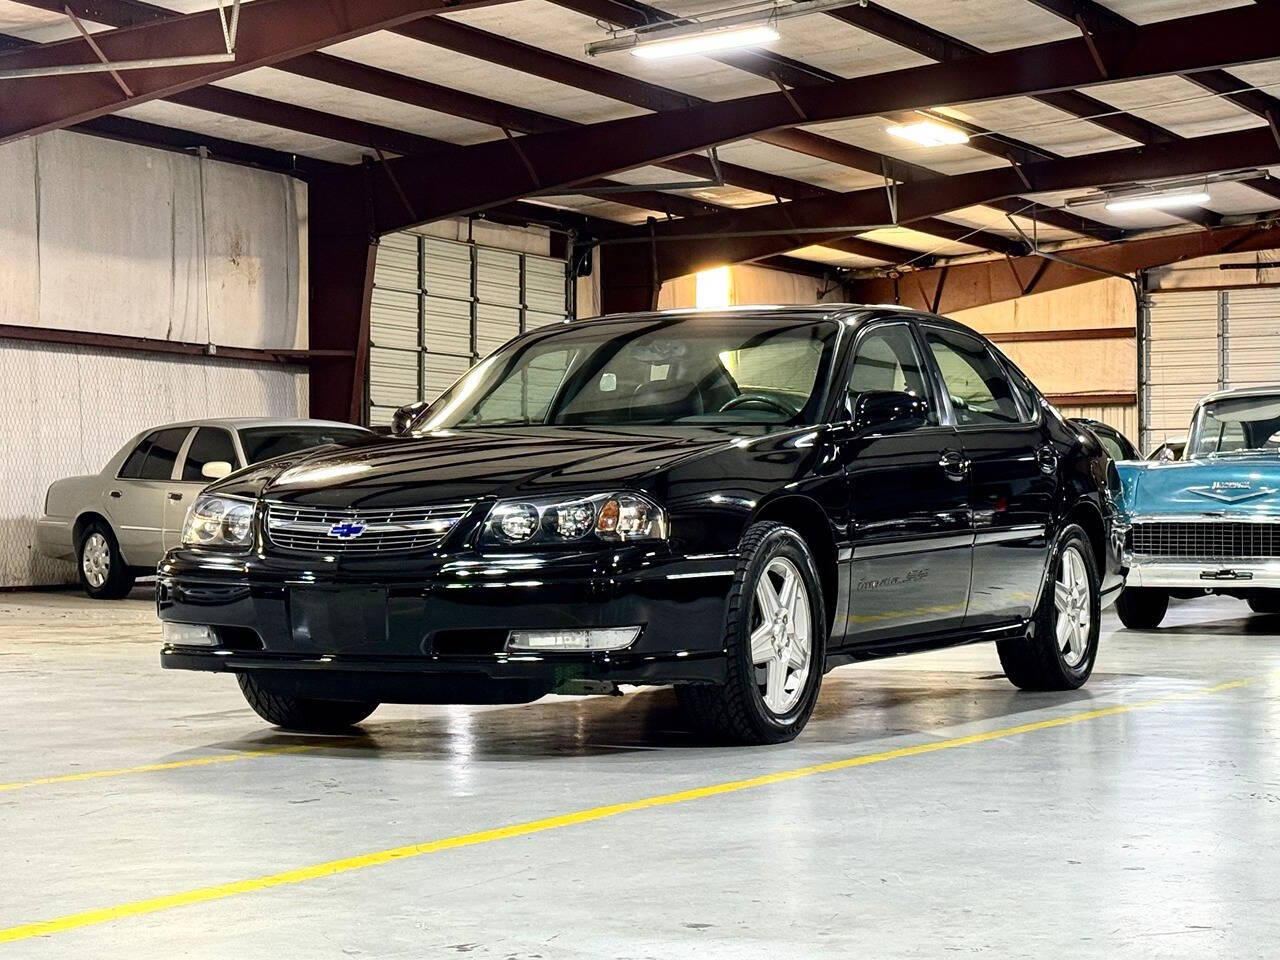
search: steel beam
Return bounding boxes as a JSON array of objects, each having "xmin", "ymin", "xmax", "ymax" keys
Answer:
[
  {"xmin": 364, "ymin": 4, "xmax": 1280, "ymax": 234},
  {"xmin": 848, "ymin": 224, "xmax": 1280, "ymax": 314},
  {"xmin": 0, "ymin": 0, "xmax": 515, "ymax": 144},
  {"xmin": 596, "ymin": 125, "xmax": 1280, "ymax": 303},
  {"xmin": 1022, "ymin": 0, "xmax": 1280, "ymax": 206},
  {"xmin": 393, "ymin": 17, "xmax": 1024, "ymax": 256}
]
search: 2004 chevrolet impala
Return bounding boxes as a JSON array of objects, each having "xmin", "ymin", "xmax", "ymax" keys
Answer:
[{"xmin": 159, "ymin": 306, "xmax": 1125, "ymax": 744}]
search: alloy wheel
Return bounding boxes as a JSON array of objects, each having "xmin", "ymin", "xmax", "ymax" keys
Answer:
[
  {"xmin": 1054, "ymin": 544, "xmax": 1092, "ymax": 668},
  {"xmin": 750, "ymin": 556, "xmax": 812, "ymax": 715},
  {"xmin": 82, "ymin": 533, "xmax": 111, "ymax": 589}
]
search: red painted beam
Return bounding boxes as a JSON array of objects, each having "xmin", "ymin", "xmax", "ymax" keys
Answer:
[
  {"xmin": 365, "ymin": 4, "xmax": 1280, "ymax": 233},
  {"xmin": 0, "ymin": 0, "xmax": 515, "ymax": 144},
  {"xmin": 848, "ymin": 225, "xmax": 1280, "ymax": 314},
  {"xmin": 604, "ymin": 126, "xmax": 1280, "ymax": 283}
]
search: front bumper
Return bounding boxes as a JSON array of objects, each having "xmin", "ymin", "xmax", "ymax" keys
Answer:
[
  {"xmin": 157, "ymin": 544, "xmax": 736, "ymax": 700},
  {"xmin": 1124, "ymin": 557, "xmax": 1280, "ymax": 589}
]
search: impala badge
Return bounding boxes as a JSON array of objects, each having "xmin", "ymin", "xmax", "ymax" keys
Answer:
[{"xmin": 1187, "ymin": 481, "xmax": 1277, "ymax": 504}]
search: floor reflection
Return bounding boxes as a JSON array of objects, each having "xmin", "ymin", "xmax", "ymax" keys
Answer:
[{"xmin": 197, "ymin": 668, "xmax": 1109, "ymax": 763}]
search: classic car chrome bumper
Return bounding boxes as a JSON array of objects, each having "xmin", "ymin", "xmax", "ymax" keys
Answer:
[{"xmin": 1124, "ymin": 558, "xmax": 1280, "ymax": 589}]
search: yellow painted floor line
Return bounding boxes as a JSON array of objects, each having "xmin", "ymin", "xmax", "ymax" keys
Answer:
[
  {"xmin": 0, "ymin": 744, "xmax": 324, "ymax": 793},
  {"xmin": 0, "ymin": 676, "xmax": 1254, "ymax": 947}
]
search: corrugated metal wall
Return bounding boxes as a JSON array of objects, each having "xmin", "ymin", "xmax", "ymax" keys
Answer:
[
  {"xmin": 367, "ymin": 232, "xmax": 571, "ymax": 426},
  {"xmin": 1141, "ymin": 287, "xmax": 1280, "ymax": 451},
  {"xmin": 0, "ymin": 339, "xmax": 306, "ymax": 587}
]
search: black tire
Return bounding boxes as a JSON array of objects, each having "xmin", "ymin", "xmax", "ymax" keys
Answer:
[
  {"xmin": 1116, "ymin": 587, "xmax": 1169, "ymax": 629},
  {"xmin": 1248, "ymin": 596, "xmax": 1280, "ymax": 614},
  {"xmin": 75, "ymin": 520, "xmax": 136, "ymax": 600},
  {"xmin": 676, "ymin": 522, "xmax": 827, "ymax": 745},
  {"xmin": 237, "ymin": 673, "xmax": 378, "ymax": 731},
  {"xmin": 997, "ymin": 524, "xmax": 1100, "ymax": 691}
]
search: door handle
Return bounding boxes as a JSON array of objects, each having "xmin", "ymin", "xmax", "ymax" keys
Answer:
[
  {"xmin": 1036, "ymin": 445, "xmax": 1059, "ymax": 475},
  {"xmin": 939, "ymin": 449, "xmax": 969, "ymax": 481},
  {"xmin": 167, "ymin": 492, "xmax": 184, "ymax": 502},
  {"xmin": 108, "ymin": 490, "xmax": 122, "ymax": 499}
]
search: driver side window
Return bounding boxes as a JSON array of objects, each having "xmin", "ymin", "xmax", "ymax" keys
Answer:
[{"xmin": 847, "ymin": 324, "xmax": 937, "ymax": 425}]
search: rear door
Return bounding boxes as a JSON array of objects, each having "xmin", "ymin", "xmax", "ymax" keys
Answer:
[
  {"xmin": 920, "ymin": 325, "xmax": 1056, "ymax": 628},
  {"xmin": 109, "ymin": 427, "xmax": 193, "ymax": 565},
  {"xmin": 166, "ymin": 427, "xmax": 240, "ymax": 548},
  {"xmin": 840, "ymin": 320, "xmax": 973, "ymax": 646}
]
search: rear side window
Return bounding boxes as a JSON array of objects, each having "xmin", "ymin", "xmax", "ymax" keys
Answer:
[
  {"xmin": 118, "ymin": 436, "xmax": 155, "ymax": 479},
  {"xmin": 137, "ymin": 428, "xmax": 192, "ymax": 481},
  {"xmin": 182, "ymin": 428, "xmax": 239, "ymax": 481},
  {"xmin": 923, "ymin": 328, "xmax": 1023, "ymax": 427}
]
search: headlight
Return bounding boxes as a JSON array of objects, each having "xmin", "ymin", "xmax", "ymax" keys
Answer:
[
  {"xmin": 181, "ymin": 494, "xmax": 256, "ymax": 550},
  {"xmin": 483, "ymin": 493, "xmax": 667, "ymax": 547}
]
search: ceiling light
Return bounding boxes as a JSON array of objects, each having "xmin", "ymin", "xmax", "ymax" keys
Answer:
[
  {"xmin": 631, "ymin": 25, "xmax": 780, "ymax": 59},
  {"xmin": 885, "ymin": 119, "xmax": 970, "ymax": 147},
  {"xmin": 1103, "ymin": 189, "xmax": 1211, "ymax": 213},
  {"xmin": 585, "ymin": 0, "xmax": 865, "ymax": 59}
]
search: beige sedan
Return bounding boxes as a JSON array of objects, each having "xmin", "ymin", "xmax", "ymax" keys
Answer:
[{"xmin": 36, "ymin": 418, "xmax": 371, "ymax": 598}]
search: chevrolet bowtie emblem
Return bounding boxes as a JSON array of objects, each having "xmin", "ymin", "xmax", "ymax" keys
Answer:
[{"xmin": 1187, "ymin": 483, "xmax": 1277, "ymax": 504}]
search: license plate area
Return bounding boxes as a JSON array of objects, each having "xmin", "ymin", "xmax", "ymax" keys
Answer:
[{"xmin": 288, "ymin": 586, "xmax": 390, "ymax": 654}]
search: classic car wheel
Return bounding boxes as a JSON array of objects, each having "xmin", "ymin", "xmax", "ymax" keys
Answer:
[
  {"xmin": 237, "ymin": 674, "xmax": 378, "ymax": 732},
  {"xmin": 997, "ymin": 524, "xmax": 1099, "ymax": 691},
  {"xmin": 1115, "ymin": 587, "xmax": 1169, "ymax": 629},
  {"xmin": 676, "ymin": 522, "xmax": 826, "ymax": 745},
  {"xmin": 76, "ymin": 522, "xmax": 136, "ymax": 600}
]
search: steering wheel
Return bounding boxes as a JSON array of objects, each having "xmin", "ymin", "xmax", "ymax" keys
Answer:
[{"xmin": 719, "ymin": 394, "xmax": 795, "ymax": 417}]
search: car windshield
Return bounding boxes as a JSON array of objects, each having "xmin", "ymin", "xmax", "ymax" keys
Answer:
[
  {"xmin": 239, "ymin": 427, "xmax": 370, "ymax": 464},
  {"xmin": 413, "ymin": 315, "xmax": 839, "ymax": 431},
  {"xmin": 1188, "ymin": 396, "xmax": 1280, "ymax": 457}
]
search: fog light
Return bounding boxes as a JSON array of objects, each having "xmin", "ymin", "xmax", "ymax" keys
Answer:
[
  {"xmin": 507, "ymin": 627, "xmax": 640, "ymax": 651},
  {"xmin": 163, "ymin": 623, "xmax": 216, "ymax": 646}
]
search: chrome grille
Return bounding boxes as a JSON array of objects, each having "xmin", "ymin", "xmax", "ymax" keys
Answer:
[
  {"xmin": 264, "ymin": 501, "xmax": 472, "ymax": 554},
  {"xmin": 1128, "ymin": 521, "xmax": 1280, "ymax": 560}
]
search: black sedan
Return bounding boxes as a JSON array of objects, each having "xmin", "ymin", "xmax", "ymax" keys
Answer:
[{"xmin": 158, "ymin": 305, "xmax": 1124, "ymax": 745}]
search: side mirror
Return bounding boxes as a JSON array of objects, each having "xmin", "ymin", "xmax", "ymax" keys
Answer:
[
  {"xmin": 853, "ymin": 390, "xmax": 929, "ymax": 436},
  {"xmin": 392, "ymin": 400, "xmax": 429, "ymax": 437},
  {"xmin": 201, "ymin": 460, "xmax": 233, "ymax": 481}
]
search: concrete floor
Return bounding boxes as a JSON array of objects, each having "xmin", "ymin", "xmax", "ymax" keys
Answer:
[{"xmin": 1, "ymin": 589, "xmax": 1278, "ymax": 959}]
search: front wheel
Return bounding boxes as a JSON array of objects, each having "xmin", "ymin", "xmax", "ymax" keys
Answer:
[
  {"xmin": 677, "ymin": 522, "xmax": 826, "ymax": 745},
  {"xmin": 1116, "ymin": 587, "xmax": 1169, "ymax": 629},
  {"xmin": 997, "ymin": 525, "xmax": 1100, "ymax": 691},
  {"xmin": 237, "ymin": 674, "xmax": 378, "ymax": 732}
]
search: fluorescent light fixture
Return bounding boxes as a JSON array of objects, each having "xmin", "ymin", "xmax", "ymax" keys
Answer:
[
  {"xmin": 885, "ymin": 119, "xmax": 970, "ymax": 147},
  {"xmin": 1103, "ymin": 189, "xmax": 1211, "ymax": 213},
  {"xmin": 631, "ymin": 24, "xmax": 779, "ymax": 58},
  {"xmin": 585, "ymin": 0, "xmax": 864, "ymax": 58}
]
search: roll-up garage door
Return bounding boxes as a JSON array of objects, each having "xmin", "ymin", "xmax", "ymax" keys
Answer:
[
  {"xmin": 366, "ymin": 233, "xmax": 572, "ymax": 427},
  {"xmin": 1141, "ymin": 286, "xmax": 1280, "ymax": 453}
]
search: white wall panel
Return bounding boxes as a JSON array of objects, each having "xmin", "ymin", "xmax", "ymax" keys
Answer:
[
  {"xmin": 0, "ymin": 338, "xmax": 306, "ymax": 587},
  {"xmin": 0, "ymin": 129, "xmax": 306, "ymax": 350}
]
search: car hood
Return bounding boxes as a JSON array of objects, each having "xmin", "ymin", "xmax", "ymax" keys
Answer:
[
  {"xmin": 1117, "ymin": 454, "xmax": 1280, "ymax": 518},
  {"xmin": 211, "ymin": 425, "xmax": 776, "ymax": 508}
]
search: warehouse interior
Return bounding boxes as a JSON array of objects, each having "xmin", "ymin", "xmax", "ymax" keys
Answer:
[{"xmin": 2, "ymin": 0, "xmax": 1280, "ymax": 955}]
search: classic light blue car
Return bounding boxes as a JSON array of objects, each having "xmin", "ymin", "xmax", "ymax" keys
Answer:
[{"xmin": 1115, "ymin": 386, "xmax": 1280, "ymax": 628}]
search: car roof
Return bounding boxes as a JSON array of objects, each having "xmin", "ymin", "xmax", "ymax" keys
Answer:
[
  {"xmin": 143, "ymin": 418, "xmax": 372, "ymax": 432},
  {"xmin": 584, "ymin": 303, "xmax": 961, "ymax": 328},
  {"xmin": 1197, "ymin": 385, "xmax": 1280, "ymax": 404}
]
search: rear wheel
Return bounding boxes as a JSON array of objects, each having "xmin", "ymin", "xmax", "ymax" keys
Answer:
[
  {"xmin": 677, "ymin": 522, "xmax": 826, "ymax": 745},
  {"xmin": 1248, "ymin": 595, "xmax": 1280, "ymax": 614},
  {"xmin": 76, "ymin": 522, "xmax": 136, "ymax": 600},
  {"xmin": 237, "ymin": 674, "xmax": 378, "ymax": 731},
  {"xmin": 998, "ymin": 525, "xmax": 1100, "ymax": 691},
  {"xmin": 1116, "ymin": 587, "xmax": 1169, "ymax": 629}
]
